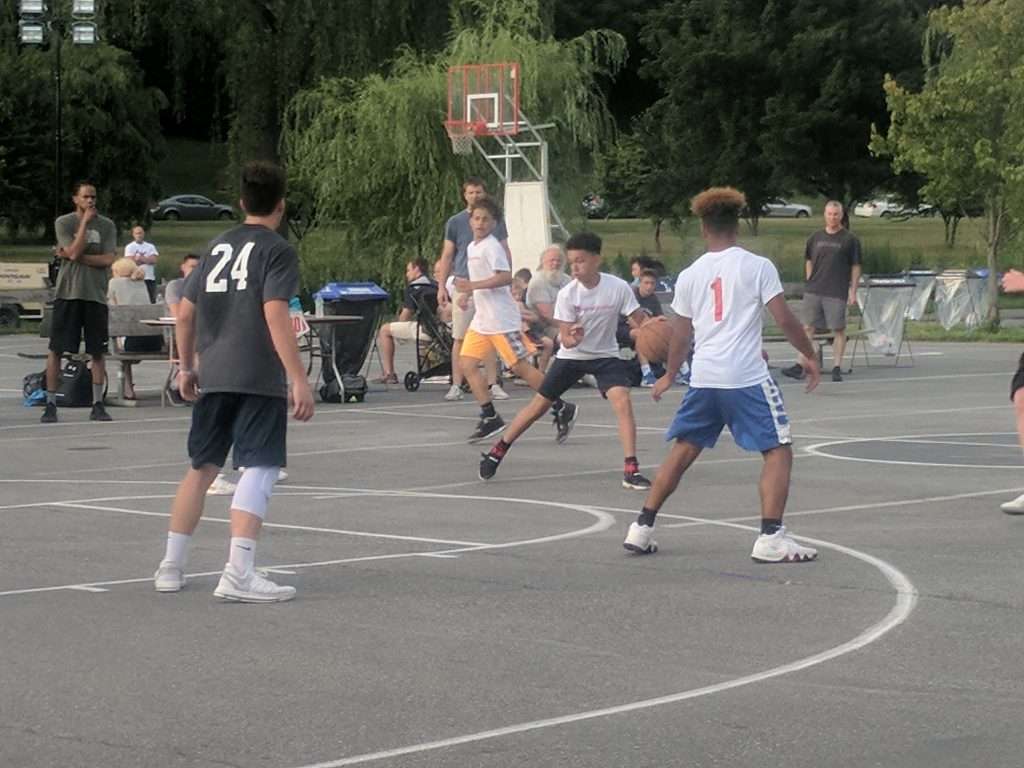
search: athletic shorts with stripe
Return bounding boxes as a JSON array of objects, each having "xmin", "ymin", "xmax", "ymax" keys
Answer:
[
  {"xmin": 666, "ymin": 377, "xmax": 791, "ymax": 452},
  {"xmin": 460, "ymin": 328, "xmax": 537, "ymax": 367}
]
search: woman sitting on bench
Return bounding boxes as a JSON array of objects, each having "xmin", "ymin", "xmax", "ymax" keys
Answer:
[{"xmin": 107, "ymin": 258, "xmax": 162, "ymax": 399}]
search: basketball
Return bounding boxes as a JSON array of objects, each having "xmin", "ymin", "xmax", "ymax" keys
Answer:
[{"xmin": 634, "ymin": 318, "xmax": 673, "ymax": 363}]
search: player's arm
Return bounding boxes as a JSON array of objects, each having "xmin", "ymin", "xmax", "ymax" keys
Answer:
[
  {"xmin": 625, "ymin": 308, "xmax": 650, "ymax": 330},
  {"xmin": 766, "ymin": 293, "xmax": 819, "ymax": 392},
  {"xmin": 175, "ymin": 297, "xmax": 199, "ymax": 400},
  {"xmin": 436, "ymin": 240, "xmax": 455, "ymax": 305},
  {"xmin": 56, "ymin": 211, "xmax": 95, "ymax": 261},
  {"xmin": 264, "ymin": 298, "xmax": 314, "ymax": 421},
  {"xmin": 557, "ymin": 319, "xmax": 583, "ymax": 349},
  {"xmin": 848, "ymin": 264, "xmax": 862, "ymax": 305}
]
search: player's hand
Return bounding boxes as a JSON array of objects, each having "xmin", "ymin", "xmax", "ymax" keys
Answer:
[
  {"xmin": 453, "ymin": 277, "xmax": 471, "ymax": 293},
  {"xmin": 178, "ymin": 370, "xmax": 199, "ymax": 401},
  {"xmin": 81, "ymin": 205, "xmax": 98, "ymax": 224},
  {"xmin": 562, "ymin": 323, "xmax": 584, "ymax": 348},
  {"xmin": 848, "ymin": 289, "xmax": 858, "ymax": 306},
  {"xmin": 802, "ymin": 358, "xmax": 821, "ymax": 393},
  {"xmin": 1003, "ymin": 269, "xmax": 1024, "ymax": 294},
  {"xmin": 651, "ymin": 373, "xmax": 673, "ymax": 401},
  {"xmin": 290, "ymin": 378, "xmax": 314, "ymax": 421},
  {"xmin": 456, "ymin": 292, "xmax": 470, "ymax": 310},
  {"xmin": 437, "ymin": 285, "xmax": 450, "ymax": 306}
]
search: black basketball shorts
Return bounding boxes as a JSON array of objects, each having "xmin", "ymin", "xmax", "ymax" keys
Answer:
[
  {"xmin": 188, "ymin": 392, "xmax": 288, "ymax": 470},
  {"xmin": 48, "ymin": 299, "xmax": 109, "ymax": 356},
  {"xmin": 538, "ymin": 357, "xmax": 633, "ymax": 401}
]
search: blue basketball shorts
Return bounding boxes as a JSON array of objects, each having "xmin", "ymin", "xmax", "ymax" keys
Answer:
[{"xmin": 665, "ymin": 378, "xmax": 792, "ymax": 452}]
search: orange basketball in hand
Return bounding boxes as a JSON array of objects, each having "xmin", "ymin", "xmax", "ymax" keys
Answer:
[{"xmin": 634, "ymin": 318, "xmax": 673, "ymax": 364}]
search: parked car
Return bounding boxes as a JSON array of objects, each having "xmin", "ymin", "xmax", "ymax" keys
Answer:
[
  {"xmin": 760, "ymin": 198, "xmax": 811, "ymax": 218},
  {"xmin": 150, "ymin": 195, "xmax": 236, "ymax": 221},
  {"xmin": 853, "ymin": 197, "xmax": 935, "ymax": 218}
]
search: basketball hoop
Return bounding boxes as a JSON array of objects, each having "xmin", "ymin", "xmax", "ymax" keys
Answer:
[{"xmin": 444, "ymin": 121, "xmax": 477, "ymax": 155}]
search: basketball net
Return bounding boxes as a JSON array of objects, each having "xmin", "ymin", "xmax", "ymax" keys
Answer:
[{"xmin": 445, "ymin": 122, "xmax": 476, "ymax": 155}]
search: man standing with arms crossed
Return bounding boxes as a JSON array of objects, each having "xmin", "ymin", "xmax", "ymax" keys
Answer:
[
  {"xmin": 782, "ymin": 200, "xmax": 861, "ymax": 383},
  {"xmin": 153, "ymin": 161, "xmax": 313, "ymax": 602},
  {"xmin": 436, "ymin": 176, "xmax": 511, "ymax": 402},
  {"xmin": 124, "ymin": 225, "xmax": 160, "ymax": 303},
  {"xmin": 42, "ymin": 181, "xmax": 118, "ymax": 424}
]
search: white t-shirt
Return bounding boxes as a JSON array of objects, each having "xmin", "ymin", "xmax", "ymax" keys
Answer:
[
  {"xmin": 554, "ymin": 273, "xmax": 639, "ymax": 360},
  {"xmin": 672, "ymin": 246, "xmax": 783, "ymax": 389},
  {"xmin": 467, "ymin": 235, "xmax": 521, "ymax": 334},
  {"xmin": 124, "ymin": 240, "xmax": 159, "ymax": 281}
]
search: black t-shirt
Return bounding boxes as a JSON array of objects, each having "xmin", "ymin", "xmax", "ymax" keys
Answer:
[
  {"xmin": 804, "ymin": 229, "xmax": 861, "ymax": 300},
  {"xmin": 402, "ymin": 275, "xmax": 438, "ymax": 316},
  {"xmin": 183, "ymin": 223, "xmax": 299, "ymax": 398},
  {"xmin": 634, "ymin": 290, "xmax": 663, "ymax": 317}
]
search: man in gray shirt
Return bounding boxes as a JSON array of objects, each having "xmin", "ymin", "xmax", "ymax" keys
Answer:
[
  {"xmin": 42, "ymin": 181, "xmax": 118, "ymax": 423},
  {"xmin": 782, "ymin": 200, "xmax": 862, "ymax": 382},
  {"xmin": 153, "ymin": 161, "xmax": 313, "ymax": 603}
]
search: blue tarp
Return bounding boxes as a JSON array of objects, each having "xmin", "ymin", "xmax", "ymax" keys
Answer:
[{"xmin": 314, "ymin": 282, "xmax": 389, "ymax": 302}]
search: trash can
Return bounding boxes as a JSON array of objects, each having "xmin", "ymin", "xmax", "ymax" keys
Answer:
[{"xmin": 312, "ymin": 282, "xmax": 390, "ymax": 402}]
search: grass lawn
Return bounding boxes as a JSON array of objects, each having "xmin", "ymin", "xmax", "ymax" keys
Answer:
[{"xmin": 589, "ymin": 214, "xmax": 1000, "ymax": 282}]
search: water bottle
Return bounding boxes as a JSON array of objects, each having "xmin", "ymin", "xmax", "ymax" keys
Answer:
[{"xmin": 314, "ymin": 294, "xmax": 324, "ymax": 317}]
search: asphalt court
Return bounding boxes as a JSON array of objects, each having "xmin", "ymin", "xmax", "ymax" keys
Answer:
[{"xmin": 2, "ymin": 335, "xmax": 1024, "ymax": 768}]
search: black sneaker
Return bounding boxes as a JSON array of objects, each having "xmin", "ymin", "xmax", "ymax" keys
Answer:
[
  {"xmin": 479, "ymin": 451, "xmax": 503, "ymax": 480},
  {"xmin": 831, "ymin": 366, "xmax": 843, "ymax": 382},
  {"xmin": 468, "ymin": 414, "xmax": 504, "ymax": 443},
  {"xmin": 40, "ymin": 403, "xmax": 58, "ymax": 423},
  {"xmin": 553, "ymin": 401, "xmax": 578, "ymax": 444},
  {"xmin": 781, "ymin": 363, "xmax": 805, "ymax": 380},
  {"xmin": 90, "ymin": 402, "xmax": 113, "ymax": 422},
  {"xmin": 623, "ymin": 470, "xmax": 652, "ymax": 490}
]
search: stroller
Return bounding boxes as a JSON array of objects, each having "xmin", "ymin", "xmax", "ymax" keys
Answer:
[{"xmin": 402, "ymin": 290, "xmax": 455, "ymax": 392}]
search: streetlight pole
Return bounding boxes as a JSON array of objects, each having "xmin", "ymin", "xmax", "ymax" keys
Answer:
[{"xmin": 17, "ymin": 1, "xmax": 99, "ymax": 226}]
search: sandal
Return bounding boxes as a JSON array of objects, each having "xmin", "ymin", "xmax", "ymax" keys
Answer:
[{"xmin": 373, "ymin": 373, "xmax": 399, "ymax": 384}]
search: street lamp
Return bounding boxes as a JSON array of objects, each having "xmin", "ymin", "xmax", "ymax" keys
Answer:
[{"xmin": 16, "ymin": 1, "xmax": 100, "ymax": 224}]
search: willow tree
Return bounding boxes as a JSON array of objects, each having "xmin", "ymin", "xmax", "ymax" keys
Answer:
[
  {"xmin": 871, "ymin": 0, "xmax": 1024, "ymax": 328},
  {"xmin": 280, "ymin": 0, "xmax": 626, "ymax": 295}
]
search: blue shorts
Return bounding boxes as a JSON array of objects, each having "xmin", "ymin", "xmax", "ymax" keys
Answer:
[{"xmin": 665, "ymin": 378, "xmax": 792, "ymax": 452}]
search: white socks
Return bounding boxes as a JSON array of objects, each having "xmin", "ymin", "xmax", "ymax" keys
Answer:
[
  {"xmin": 163, "ymin": 531, "xmax": 191, "ymax": 568},
  {"xmin": 228, "ymin": 537, "xmax": 257, "ymax": 575}
]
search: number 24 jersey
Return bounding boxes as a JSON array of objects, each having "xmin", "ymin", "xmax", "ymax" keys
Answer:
[
  {"xmin": 182, "ymin": 223, "xmax": 299, "ymax": 398},
  {"xmin": 671, "ymin": 246, "xmax": 783, "ymax": 389}
]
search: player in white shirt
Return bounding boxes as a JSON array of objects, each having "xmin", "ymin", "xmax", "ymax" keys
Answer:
[
  {"xmin": 124, "ymin": 225, "xmax": 159, "ymax": 303},
  {"xmin": 623, "ymin": 187, "xmax": 822, "ymax": 562},
  {"xmin": 478, "ymin": 232, "xmax": 653, "ymax": 490},
  {"xmin": 454, "ymin": 197, "xmax": 576, "ymax": 443}
]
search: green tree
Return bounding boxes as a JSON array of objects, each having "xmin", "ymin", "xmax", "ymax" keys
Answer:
[
  {"xmin": 871, "ymin": 0, "xmax": 1024, "ymax": 327},
  {"xmin": 281, "ymin": 0, "xmax": 626, "ymax": 295}
]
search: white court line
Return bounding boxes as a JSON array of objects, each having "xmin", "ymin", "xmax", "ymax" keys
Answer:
[
  {"xmin": 804, "ymin": 430, "xmax": 1023, "ymax": 470},
  {"xmin": 654, "ymin": 486, "xmax": 1024, "ymax": 528},
  {"xmin": 0, "ymin": 490, "xmax": 616, "ymax": 598},
  {"xmin": 52, "ymin": 501, "xmax": 487, "ymax": 547},
  {"xmin": 283, "ymin": 515, "xmax": 918, "ymax": 768},
  {"xmin": 799, "ymin": 403, "xmax": 1007, "ymax": 424}
]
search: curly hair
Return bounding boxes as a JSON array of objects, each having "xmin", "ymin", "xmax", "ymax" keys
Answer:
[{"xmin": 690, "ymin": 187, "xmax": 746, "ymax": 234}]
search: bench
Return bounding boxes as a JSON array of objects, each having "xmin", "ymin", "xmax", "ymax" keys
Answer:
[
  {"xmin": 26, "ymin": 303, "xmax": 173, "ymax": 406},
  {"xmin": 762, "ymin": 328, "xmax": 869, "ymax": 372}
]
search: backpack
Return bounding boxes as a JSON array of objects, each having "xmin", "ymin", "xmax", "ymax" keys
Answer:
[
  {"xmin": 319, "ymin": 373, "xmax": 367, "ymax": 403},
  {"xmin": 22, "ymin": 370, "xmax": 46, "ymax": 407},
  {"xmin": 56, "ymin": 359, "xmax": 96, "ymax": 407}
]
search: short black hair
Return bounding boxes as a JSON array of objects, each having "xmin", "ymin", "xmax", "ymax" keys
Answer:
[
  {"xmin": 409, "ymin": 256, "xmax": 429, "ymax": 276},
  {"xmin": 514, "ymin": 268, "xmax": 532, "ymax": 283},
  {"xmin": 469, "ymin": 195, "xmax": 502, "ymax": 221},
  {"xmin": 630, "ymin": 255, "xmax": 656, "ymax": 269},
  {"xmin": 71, "ymin": 180, "xmax": 96, "ymax": 195},
  {"xmin": 183, "ymin": 253, "xmax": 201, "ymax": 263},
  {"xmin": 566, "ymin": 232, "xmax": 602, "ymax": 255},
  {"xmin": 639, "ymin": 268, "xmax": 659, "ymax": 281},
  {"xmin": 463, "ymin": 176, "xmax": 487, "ymax": 192},
  {"xmin": 240, "ymin": 161, "xmax": 286, "ymax": 217}
]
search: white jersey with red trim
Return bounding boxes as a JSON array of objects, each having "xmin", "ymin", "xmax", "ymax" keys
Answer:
[{"xmin": 671, "ymin": 246, "xmax": 783, "ymax": 389}]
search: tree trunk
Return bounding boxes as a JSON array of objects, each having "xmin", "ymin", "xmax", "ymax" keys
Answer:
[
  {"xmin": 654, "ymin": 218, "xmax": 662, "ymax": 253},
  {"xmin": 983, "ymin": 204, "xmax": 1003, "ymax": 330}
]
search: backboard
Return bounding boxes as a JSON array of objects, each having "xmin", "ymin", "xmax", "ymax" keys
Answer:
[{"xmin": 445, "ymin": 62, "xmax": 520, "ymax": 138}]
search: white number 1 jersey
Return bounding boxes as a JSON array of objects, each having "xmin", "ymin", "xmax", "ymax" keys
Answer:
[{"xmin": 671, "ymin": 245, "xmax": 784, "ymax": 389}]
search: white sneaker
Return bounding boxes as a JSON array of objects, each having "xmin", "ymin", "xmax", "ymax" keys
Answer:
[
  {"xmin": 206, "ymin": 474, "xmax": 237, "ymax": 495},
  {"xmin": 153, "ymin": 561, "xmax": 185, "ymax": 592},
  {"xmin": 623, "ymin": 522, "xmax": 658, "ymax": 554},
  {"xmin": 750, "ymin": 526, "xmax": 817, "ymax": 563},
  {"xmin": 490, "ymin": 383, "xmax": 510, "ymax": 400},
  {"xmin": 213, "ymin": 563, "xmax": 296, "ymax": 603},
  {"xmin": 277, "ymin": 468, "xmax": 288, "ymax": 482},
  {"xmin": 444, "ymin": 384, "xmax": 464, "ymax": 401},
  {"xmin": 1000, "ymin": 493, "xmax": 1024, "ymax": 514}
]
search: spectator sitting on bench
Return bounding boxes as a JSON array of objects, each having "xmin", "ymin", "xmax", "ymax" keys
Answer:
[
  {"xmin": 107, "ymin": 257, "xmax": 162, "ymax": 399},
  {"xmin": 165, "ymin": 253, "xmax": 200, "ymax": 319},
  {"xmin": 374, "ymin": 257, "xmax": 438, "ymax": 384},
  {"xmin": 525, "ymin": 245, "xmax": 570, "ymax": 345}
]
